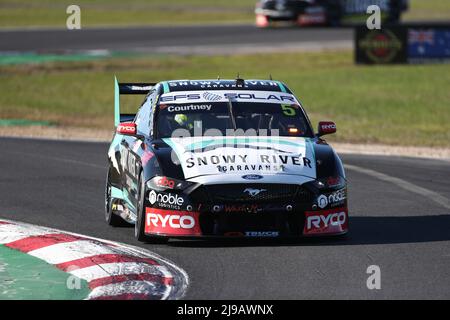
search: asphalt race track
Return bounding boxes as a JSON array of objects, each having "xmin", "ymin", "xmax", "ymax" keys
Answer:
[
  {"xmin": 0, "ymin": 137, "xmax": 449, "ymax": 299},
  {"xmin": 0, "ymin": 24, "xmax": 352, "ymax": 53}
]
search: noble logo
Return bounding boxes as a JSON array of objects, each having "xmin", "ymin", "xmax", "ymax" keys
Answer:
[
  {"xmin": 317, "ymin": 189, "xmax": 346, "ymax": 209},
  {"xmin": 149, "ymin": 191, "xmax": 185, "ymax": 209}
]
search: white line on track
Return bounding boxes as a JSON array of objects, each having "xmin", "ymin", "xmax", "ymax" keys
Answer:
[
  {"xmin": 2, "ymin": 149, "xmax": 104, "ymax": 169},
  {"xmin": 345, "ymin": 164, "xmax": 450, "ymax": 210}
]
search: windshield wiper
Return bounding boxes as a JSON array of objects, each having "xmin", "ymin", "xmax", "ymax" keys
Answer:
[{"xmin": 227, "ymin": 97, "xmax": 237, "ymax": 130}]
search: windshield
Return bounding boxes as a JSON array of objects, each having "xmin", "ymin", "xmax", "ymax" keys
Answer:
[{"xmin": 156, "ymin": 92, "xmax": 312, "ymax": 138}]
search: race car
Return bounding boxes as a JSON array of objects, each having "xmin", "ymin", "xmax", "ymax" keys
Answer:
[
  {"xmin": 105, "ymin": 78, "xmax": 348, "ymax": 243},
  {"xmin": 255, "ymin": 0, "xmax": 409, "ymax": 27}
]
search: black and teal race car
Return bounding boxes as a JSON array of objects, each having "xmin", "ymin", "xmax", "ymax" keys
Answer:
[
  {"xmin": 255, "ymin": 0, "xmax": 409, "ymax": 27},
  {"xmin": 105, "ymin": 78, "xmax": 348, "ymax": 243}
]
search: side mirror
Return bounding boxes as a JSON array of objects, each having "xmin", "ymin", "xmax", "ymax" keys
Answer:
[
  {"xmin": 317, "ymin": 121, "xmax": 336, "ymax": 137},
  {"xmin": 116, "ymin": 121, "xmax": 137, "ymax": 136}
]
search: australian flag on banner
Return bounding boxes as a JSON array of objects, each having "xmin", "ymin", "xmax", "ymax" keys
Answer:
[{"xmin": 408, "ymin": 28, "xmax": 450, "ymax": 61}]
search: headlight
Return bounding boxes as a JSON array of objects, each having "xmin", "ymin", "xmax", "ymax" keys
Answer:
[
  {"xmin": 146, "ymin": 176, "xmax": 194, "ymax": 191},
  {"xmin": 309, "ymin": 176, "xmax": 346, "ymax": 190}
]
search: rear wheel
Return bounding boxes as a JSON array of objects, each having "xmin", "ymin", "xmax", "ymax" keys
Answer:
[
  {"xmin": 105, "ymin": 168, "xmax": 127, "ymax": 227},
  {"xmin": 135, "ymin": 172, "xmax": 168, "ymax": 244}
]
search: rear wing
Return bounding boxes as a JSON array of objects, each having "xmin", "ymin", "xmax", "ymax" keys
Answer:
[{"xmin": 114, "ymin": 76, "xmax": 156, "ymax": 126}]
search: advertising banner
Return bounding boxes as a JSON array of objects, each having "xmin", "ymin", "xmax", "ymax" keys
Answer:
[{"xmin": 355, "ymin": 24, "xmax": 450, "ymax": 64}]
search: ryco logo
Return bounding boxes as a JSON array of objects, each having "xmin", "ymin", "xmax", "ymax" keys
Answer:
[
  {"xmin": 306, "ymin": 211, "xmax": 347, "ymax": 230},
  {"xmin": 147, "ymin": 213, "xmax": 195, "ymax": 229},
  {"xmin": 321, "ymin": 123, "xmax": 336, "ymax": 130}
]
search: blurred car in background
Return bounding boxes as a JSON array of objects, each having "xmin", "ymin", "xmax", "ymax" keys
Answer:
[{"xmin": 255, "ymin": 0, "xmax": 409, "ymax": 27}]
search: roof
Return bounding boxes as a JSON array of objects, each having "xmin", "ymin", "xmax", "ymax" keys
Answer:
[{"xmin": 161, "ymin": 79, "xmax": 292, "ymax": 94}]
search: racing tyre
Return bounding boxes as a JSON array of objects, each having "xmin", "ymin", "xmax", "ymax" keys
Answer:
[
  {"xmin": 105, "ymin": 168, "xmax": 127, "ymax": 227},
  {"xmin": 135, "ymin": 171, "xmax": 168, "ymax": 244}
]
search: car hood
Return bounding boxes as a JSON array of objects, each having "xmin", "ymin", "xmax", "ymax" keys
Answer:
[{"xmin": 161, "ymin": 136, "xmax": 317, "ymax": 185}]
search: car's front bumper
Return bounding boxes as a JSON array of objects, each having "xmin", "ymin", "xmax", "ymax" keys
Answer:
[{"xmin": 143, "ymin": 182, "xmax": 349, "ymax": 238}]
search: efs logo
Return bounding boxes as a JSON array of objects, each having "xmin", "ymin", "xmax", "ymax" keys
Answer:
[
  {"xmin": 304, "ymin": 208, "xmax": 348, "ymax": 235},
  {"xmin": 145, "ymin": 208, "xmax": 201, "ymax": 236}
]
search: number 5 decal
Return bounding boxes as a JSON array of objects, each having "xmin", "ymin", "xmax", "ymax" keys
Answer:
[{"xmin": 281, "ymin": 105, "xmax": 296, "ymax": 116}]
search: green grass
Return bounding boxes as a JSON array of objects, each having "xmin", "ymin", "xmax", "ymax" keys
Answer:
[
  {"xmin": 1, "ymin": 51, "xmax": 449, "ymax": 147},
  {"xmin": 0, "ymin": 0, "xmax": 448, "ymax": 28},
  {"xmin": 0, "ymin": 0, "xmax": 256, "ymax": 28},
  {"xmin": 403, "ymin": 0, "xmax": 450, "ymax": 21}
]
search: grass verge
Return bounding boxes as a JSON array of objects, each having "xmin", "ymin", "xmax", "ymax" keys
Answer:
[
  {"xmin": 0, "ymin": 0, "xmax": 448, "ymax": 28},
  {"xmin": 0, "ymin": 0, "xmax": 255, "ymax": 28},
  {"xmin": 1, "ymin": 50, "xmax": 449, "ymax": 147}
]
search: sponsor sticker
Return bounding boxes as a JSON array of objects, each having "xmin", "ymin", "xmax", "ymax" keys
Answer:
[
  {"xmin": 145, "ymin": 208, "xmax": 201, "ymax": 236},
  {"xmin": 154, "ymin": 176, "xmax": 176, "ymax": 189},
  {"xmin": 242, "ymin": 174, "xmax": 263, "ymax": 180},
  {"xmin": 167, "ymin": 80, "xmax": 280, "ymax": 89},
  {"xmin": 164, "ymin": 136, "xmax": 316, "ymax": 180},
  {"xmin": 243, "ymin": 188, "xmax": 266, "ymax": 197},
  {"xmin": 148, "ymin": 190, "xmax": 186, "ymax": 210},
  {"xmin": 245, "ymin": 231, "xmax": 279, "ymax": 237},
  {"xmin": 317, "ymin": 188, "xmax": 347, "ymax": 209},
  {"xmin": 223, "ymin": 204, "xmax": 261, "ymax": 214},
  {"xmin": 319, "ymin": 122, "xmax": 336, "ymax": 134},
  {"xmin": 224, "ymin": 231, "xmax": 245, "ymax": 237},
  {"xmin": 166, "ymin": 104, "xmax": 212, "ymax": 113},
  {"xmin": 202, "ymin": 92, "xmax": 222, "ymax": 101},
  {"xmin": 304, "ymin": 207, "xmax": 348, "ymax": 235},
  {"xmin": 159, "ymin": 90, "xmax": 299, "ymax": 105}
]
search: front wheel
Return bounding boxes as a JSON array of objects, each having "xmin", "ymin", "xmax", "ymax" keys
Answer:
[{"xmin": 135, "ymin": 172, "xmax": 168, "ymax": 244}]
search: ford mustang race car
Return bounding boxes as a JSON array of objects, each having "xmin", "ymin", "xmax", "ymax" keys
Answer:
[
  {"xmin": 255, "ymin": 0, "xmax": 409, "ymax": 27},
  {"xmin": 105, "ymin": 78, "xmax": 348, "ymax": 243}
]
